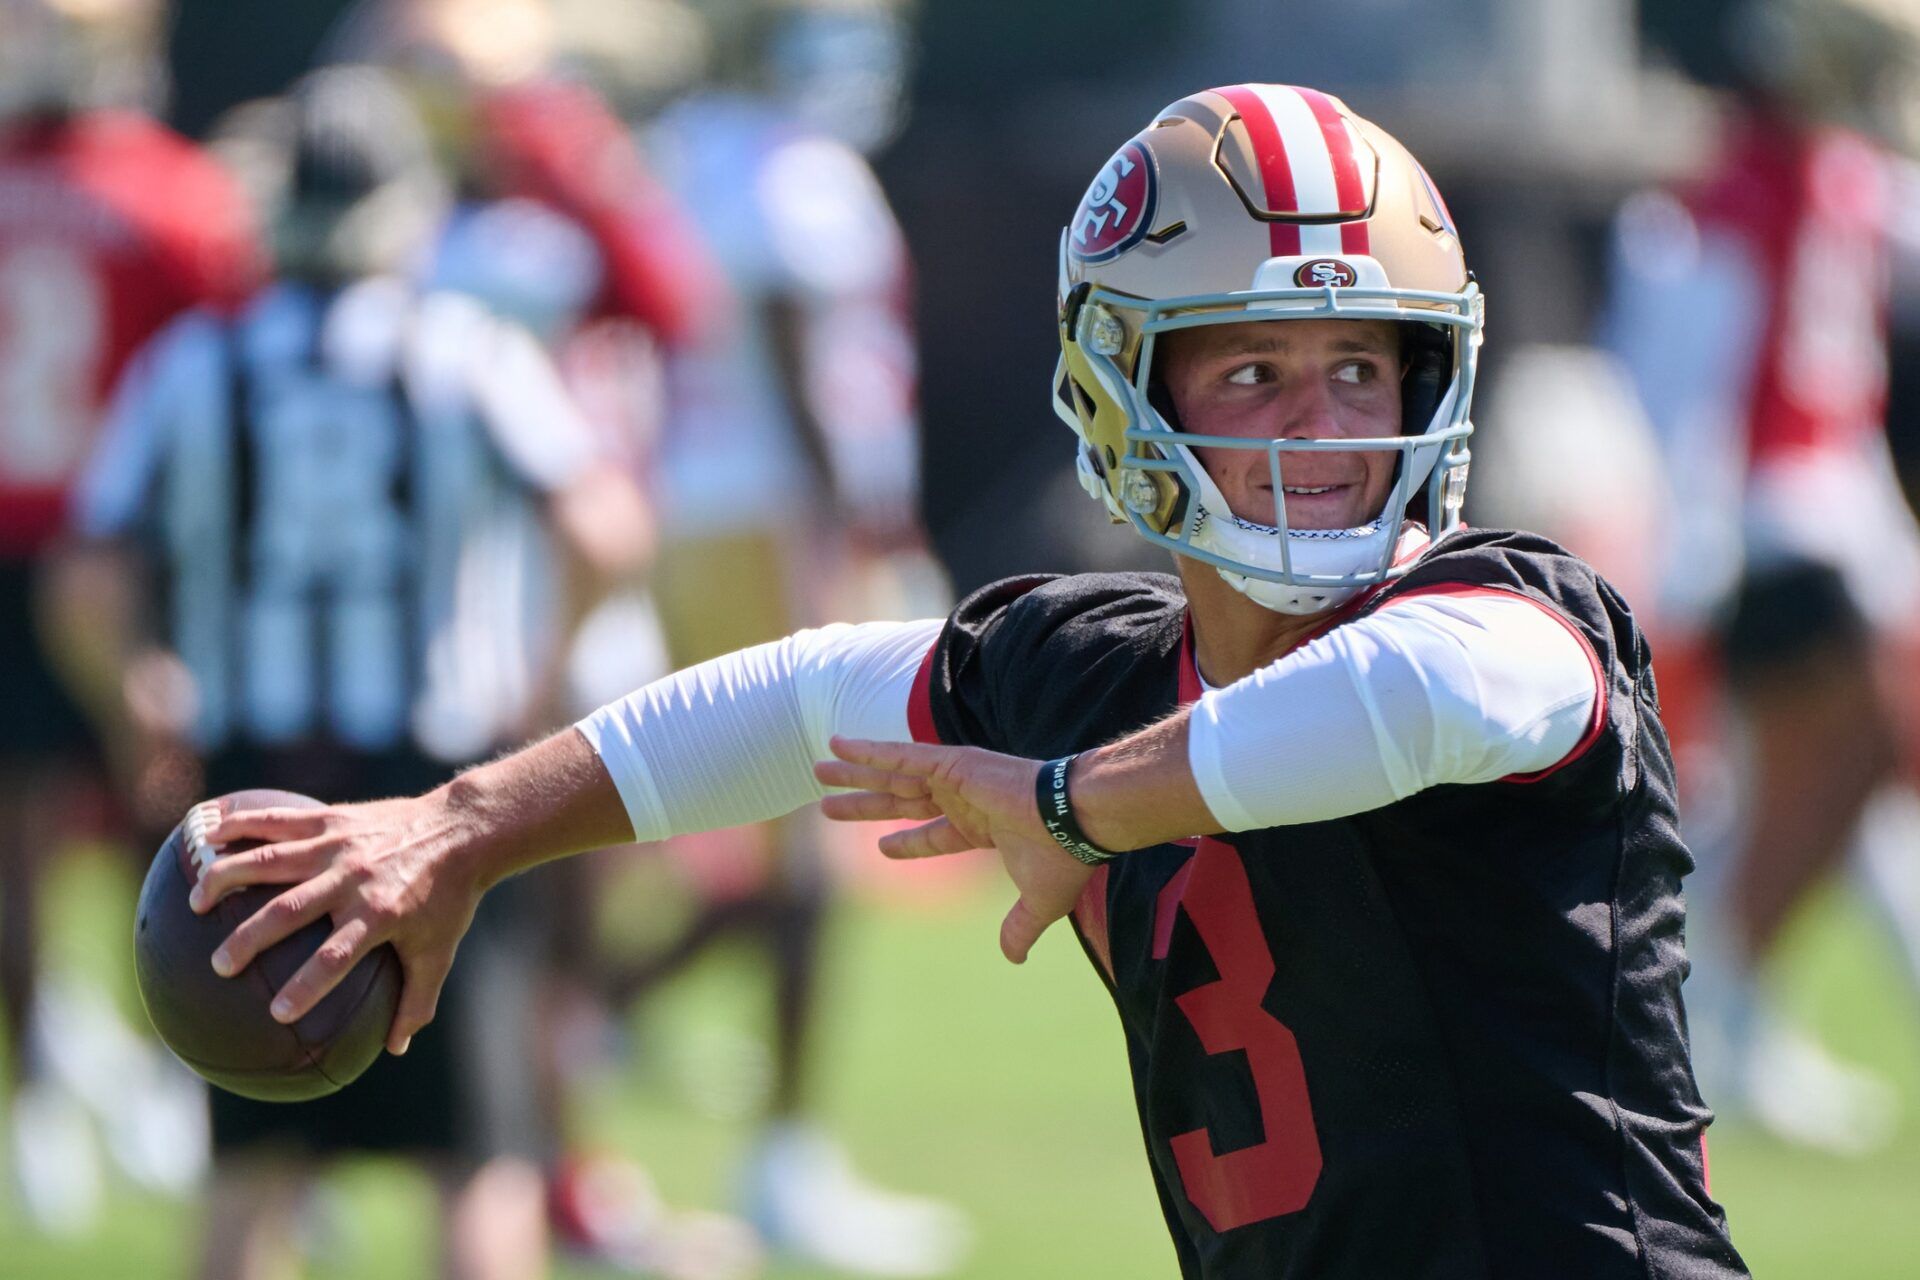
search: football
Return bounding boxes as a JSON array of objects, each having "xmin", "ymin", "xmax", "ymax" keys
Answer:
[{"xmin": 133, "ymin": 789, "xmax": 401, "ymax": 1102}]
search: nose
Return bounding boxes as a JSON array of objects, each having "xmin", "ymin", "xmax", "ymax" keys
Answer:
[{"xmin": 1275, "ymin": 376, "xmax": 1343, "ymax": 441}]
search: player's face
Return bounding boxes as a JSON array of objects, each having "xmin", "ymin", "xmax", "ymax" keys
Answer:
[{"xmin": 1158, "ymin": 317, "xmax": 1403, "ymax": 530}]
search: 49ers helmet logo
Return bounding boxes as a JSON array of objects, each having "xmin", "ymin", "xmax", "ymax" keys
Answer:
[
  {"xmin": 1294, "ymin": 259, "xmax": 1358, "ymax": 288},
  {"xmin": 1070, "ymin": 140, "xmax": 1157, "ymax": 263}
]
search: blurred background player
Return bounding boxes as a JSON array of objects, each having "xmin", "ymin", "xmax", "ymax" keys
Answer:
[
  {"xmin": 578, "ymin": 1, "xmax": 968, "ymax": 1273},
  {"xmin": 1605, "ymin": 0, "xmax": 1920, "ymax": 1152},
  {"xmin": 60, "ymin": 64, "xmax": 651, "ymax": 1280},
  {"xmin": 0, "ymin": 0, "xmax": 256, "ymax": 1234},
  {"xmin": 356, "ymin": 4, "xmax": 739, "ymax": 1268},
  {"xmin": 373, "ymin": 0, "xmax": 726, "ymax": 352},
  {"xmin": 366, "ymin": 4, "xmax": 767, "ymax": 1267}
]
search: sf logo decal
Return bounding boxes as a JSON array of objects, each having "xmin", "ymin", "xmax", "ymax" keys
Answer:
[
  {"xmin": 1071, "ymin": 140, "xmax": 1157, "ymax": 263},
  {"xmin": 1293, "ymin": 259, "xmax": 1359, "ymax": 288}
]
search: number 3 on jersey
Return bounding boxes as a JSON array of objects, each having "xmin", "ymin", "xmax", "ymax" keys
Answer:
[{"xmin": 1160, "ymin": 837, "xmax": 1322, "ymax": 1231}]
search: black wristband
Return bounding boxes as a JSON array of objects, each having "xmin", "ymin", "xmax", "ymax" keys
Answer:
[{"xmin": 1035, "ymin": 754, "xmax": 1118, "ymax": 866}]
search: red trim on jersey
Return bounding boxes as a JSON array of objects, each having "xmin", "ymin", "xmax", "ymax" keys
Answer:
[
  {"xmin": 1177, "ymin": 616, "xmax": 1204, "ymax": 706},
  {"xmin": 906, "ymin": 643, "xmax": 940, "ymax": 744},
  {"xmin": 1073, "ymin": 866, "xmax": 1116, "ymax": 984},
  {"xmin": 1373, "ymin": 582, "xmax": 1608, "ymax": 784},
  {"xmin": 1153, "ymin": 858, "xmax": 1197, "ymax": 960},
  {"xmin": 1295, "ymin": 87, "xmax": 1371, "ymax": 255},
  {"xmin": 1214, "ymin": 86, "xmax": 1302, "ymax": 256}
]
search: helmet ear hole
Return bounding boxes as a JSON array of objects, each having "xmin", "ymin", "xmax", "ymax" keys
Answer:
[
  {"xmin": 1072, "ymin": 380, "xmax": 1099, "ymax": 421},
  {"xmin": 1055, "ymin": 367, "xmax": 1076, "ymax": 414}
]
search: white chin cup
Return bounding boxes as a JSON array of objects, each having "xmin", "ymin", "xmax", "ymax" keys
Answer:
[
  {"xmin": 1179, "ymin": 450, "xmax": 1391, "ymax": 614},
  {"xmin": 1218, "ymin": 564, "xmax": 1361, "ymax": 615}
]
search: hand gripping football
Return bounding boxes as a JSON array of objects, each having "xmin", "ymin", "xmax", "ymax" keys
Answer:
[{"xmin": 133, "ymin": 790, "xmax": 401, "ymax": 1101}]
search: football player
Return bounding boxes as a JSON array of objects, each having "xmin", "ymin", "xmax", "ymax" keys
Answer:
[
  {"xmin": 617, "ymin": 3, "xmax": 959, "ymax": 1272},
  {"xmin": 0, "ymin": 0, "xmax": 257, "ymax": 1231},
  {"xmin": 189, "ymin": 84, "xmax": 1748, "ymax": 1278},
  {"xmin": 1606, "ymin": 0, "xmax": 1920, "ymax": 1153},
  {"xmin": 68, "ymin": 65, "xmax": 645, "ymax": 1280}
]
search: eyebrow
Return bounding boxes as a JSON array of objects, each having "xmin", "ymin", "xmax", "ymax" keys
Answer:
[{"xmin": 1205, "ymin": 333, "xmax": 1395, "ymax": 358}]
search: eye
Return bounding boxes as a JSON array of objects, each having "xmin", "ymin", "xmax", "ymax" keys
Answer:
[
  {"xmin": 1331, "ymin": 360, "xmax": 1378, "ymax": 385},
  {"xmin": 1224, "ymin": 362, "xmax": 1271, "ymax": 386}
]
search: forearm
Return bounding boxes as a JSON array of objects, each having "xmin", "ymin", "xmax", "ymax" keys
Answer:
[
  {"xmin": 439, "ymin": 728, "xmax": 635, "ymax": 887},
  {"xmin": 579, "ymin": 619, "xmax": 939, "ymax": 842},
  {"xmin": 1069, "ymin": 709, "xmax": 1223, "ymax": 852}
]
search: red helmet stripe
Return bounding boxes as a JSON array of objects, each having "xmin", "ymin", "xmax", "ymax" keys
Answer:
[
  {"xmin": 1294, "ymin": 87, "xmax": 1371, "ymax": 255},
  {"xmin": 1214, "ymin": 84, "xmax": 1302, "ymax": 256}
]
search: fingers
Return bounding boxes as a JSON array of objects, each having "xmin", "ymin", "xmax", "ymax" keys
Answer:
[
  {"xmin": 388, "ymin": 948, "xmax": 456, "ymax": 1056},
  {"xmin": 813, "ymin": 757, "xmax": 935, "ymax": 798},
  {"xmin": 828, "ymin": 736, "xmax": 959, "ymax": 777},
  {"xmin": 209, "ymin": 807, "xmax": 329, "ymax": 846},
  {"xmin": 262, "ymin": 915, "xmax": 373, "ymax": 1024},
  {"xmin": 189, "ymin": 838, "xmax": 330, "ymax": 913},
  {"xmin": 1000, "ymin": 897, "xmax": 1050, "ymax": 965},
  {"xmin": 819, "ymin": 791, "xmax": 942, "ymax": 822},
  {"xmin": 877, "ymin": 817, "xmax": 980, "ymax": 860},
  {"xmin": 211, "ymin": 874, "xmax": 338, "ymax": 983}
]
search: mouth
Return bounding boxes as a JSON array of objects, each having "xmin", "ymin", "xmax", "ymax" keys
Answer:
[{"xmin": 1250, "ymin": 480, "xmax": 1366, "ymax": 529}]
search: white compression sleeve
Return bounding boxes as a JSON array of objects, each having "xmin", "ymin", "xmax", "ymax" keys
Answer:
[
  {"xmin": 576, "ymin": 618, "xmax": 941, "ymax": 842},
  {"xmin": 1187, "ymin": 593, "xmax": 1600, "ymax": 832}
]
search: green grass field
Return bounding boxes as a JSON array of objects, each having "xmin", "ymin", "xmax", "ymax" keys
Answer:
[{"xmin": 5, "ymin": 850, "xmax": 1919, "ymax": 1278}]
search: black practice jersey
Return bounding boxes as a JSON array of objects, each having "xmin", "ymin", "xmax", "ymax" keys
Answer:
[{"xmin": 908, "ymin": 529, "xmax": 1747, "ymax": 1280}]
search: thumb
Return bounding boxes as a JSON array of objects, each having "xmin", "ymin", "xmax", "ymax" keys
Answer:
[{"xmin": 999, "ymin": 896, "xmax": 1049, "ymax": 965}]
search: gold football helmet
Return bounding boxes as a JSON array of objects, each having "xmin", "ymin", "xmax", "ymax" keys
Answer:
[{"xmin": 1054, "ymin": 84, "xmax": 1482, "ymax": 613}]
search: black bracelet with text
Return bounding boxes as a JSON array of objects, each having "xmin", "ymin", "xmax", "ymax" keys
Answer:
[{"xmin": 1035, "ymin": 754, "xmax": 1118, "ymax": 866}]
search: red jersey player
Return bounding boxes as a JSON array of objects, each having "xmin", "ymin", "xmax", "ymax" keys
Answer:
[
  {"xmin": 0, "ymin": 0, "xmax": 257, "ymax": 1232},
  {"xmin": 1605, "ymin": 0, "xmax": 1920, "ymax": 1153},
  {"xmin": 0, "ymin": 110, "xmax": 255, "ymax": 549}
]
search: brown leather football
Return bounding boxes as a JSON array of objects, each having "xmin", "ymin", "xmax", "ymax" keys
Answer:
[{"xmin": 133, "ymin": 789, "xmax": 401, "ymax": 1102}]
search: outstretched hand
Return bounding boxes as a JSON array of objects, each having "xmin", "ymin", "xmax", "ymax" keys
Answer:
[
  {"xmin": 188, "ymin": 793, "xmax": 490, "ymax": 1055},
  {"xmin": 814, "ymin": 737, "xmax": 1095, "ymax": 963}
]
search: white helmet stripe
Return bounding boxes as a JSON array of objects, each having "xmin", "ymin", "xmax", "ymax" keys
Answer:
[{"xmin": 1247, "ymin": 85, "xmax": 1346, "ymax": 257}]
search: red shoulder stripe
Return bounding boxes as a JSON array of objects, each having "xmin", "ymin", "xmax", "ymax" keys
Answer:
[{"xmin": 906, "ymin": 642, "xmax": 941, "ymax": 744}]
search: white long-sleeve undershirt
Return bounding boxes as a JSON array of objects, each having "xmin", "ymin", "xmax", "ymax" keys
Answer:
[
  {"xmin": 576, "ymin": 593, "xmax": 1598, "ymax": 844},
  {"xmin": 578, "ymin": 619, "xmax": 942, "ymax": 843},
  {"xmin": 1186, "ymin": 592, "xmax": 1598, "ymax": 831}
]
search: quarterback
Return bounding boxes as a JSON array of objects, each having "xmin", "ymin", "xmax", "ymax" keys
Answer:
[{"xmin": 189, "ymin": 85, "xmax": 1747, "ymax": 1278}]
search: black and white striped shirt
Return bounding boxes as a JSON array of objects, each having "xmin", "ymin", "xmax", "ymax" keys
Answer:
[{"xmin": 76, "ymin": 278, "xmax": 597, "ymax": 762}]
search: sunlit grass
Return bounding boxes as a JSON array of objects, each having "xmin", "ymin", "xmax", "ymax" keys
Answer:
[{"xmin": 5, "ymin": 851, "xmax": 1917, "ymax": 1278}]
